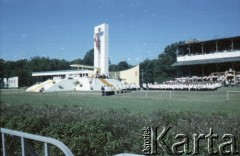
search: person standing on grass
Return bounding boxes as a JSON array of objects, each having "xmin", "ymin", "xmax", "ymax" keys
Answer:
[
  {"xmin": 101, "ymin": 85, "xmax": 105, "ymax": 96},
  {"xmin": 105, "ymin": 85, "xmax": 109, "ymax": 96}
]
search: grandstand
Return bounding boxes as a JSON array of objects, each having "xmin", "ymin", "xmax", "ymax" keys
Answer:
[
  {"xmin": 173, "ymin": 36, "xmax": 240, "ymax": 75},
  {"xmin": 144, "ymin": 36, "xmax": 240, "ymax": 90},
  {"xmin": 173, "ymin": 36, "xmax": 240, "ymax": 85}
]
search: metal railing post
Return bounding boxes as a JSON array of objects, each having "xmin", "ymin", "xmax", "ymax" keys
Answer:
[
  {"xmin": 45, "ymin": 143, "xmax": 50, "ymax": 156},
  {"xmin": 145, "ymin": 89, "xmax": 148, "ymax": 100},
  {"xmin": 227, "ymin": 91, "xmax": 229, "ymax": 101},
  {"xmin": 170, "ymin": 90, "xmax": 172, "ymax": 100},
  {"xmin": 2, "ymin": 133, "xmax": 7, "ymax": 156},
  {"xmin": 21, "ymin": 137, "xmax": 26, "ymax": 156}
]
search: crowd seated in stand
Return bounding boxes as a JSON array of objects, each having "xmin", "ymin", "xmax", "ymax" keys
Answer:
[{"xmin": 179, "ymin": 49, "xmax": 237, "ymax": 57}]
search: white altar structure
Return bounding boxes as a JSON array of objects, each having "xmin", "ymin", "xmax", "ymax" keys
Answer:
[{"xmin": 26, "ymin": 23, "xmax": 140, "ymax": 92}]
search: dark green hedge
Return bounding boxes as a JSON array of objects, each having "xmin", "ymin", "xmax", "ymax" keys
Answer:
[{"xmin": 1, "ymin": 102, "xmax": 239, "ymax": 155}]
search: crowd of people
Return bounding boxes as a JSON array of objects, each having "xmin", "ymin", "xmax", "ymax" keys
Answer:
[
  {"xmin": 101, "ymin": 83, "xmax": 139, "ymax": 96},
  {"xmin": 143, "ymin": 81, "xmax": 222, "ymax": 91},
  {"xmin": 101, "ymin": 85, "xmax": 115, "ymax": 96}
]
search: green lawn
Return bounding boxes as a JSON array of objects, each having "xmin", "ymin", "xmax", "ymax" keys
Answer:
[
  {"xmin": 1, "ymin": 87, "xmax": 240, "ymax": 155},
  {"xmin": 1, "ymin": 87, "xmax": 240, "ymax": 114}
]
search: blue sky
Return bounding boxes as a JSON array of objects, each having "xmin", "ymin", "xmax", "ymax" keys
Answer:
[{"xmin": 0, "ymin": 0, "xmax": 240, "ymax": 65}]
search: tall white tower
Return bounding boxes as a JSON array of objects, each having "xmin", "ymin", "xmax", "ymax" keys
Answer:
[{"xmin": 94, "ymin": 23, "xmax": 109, "ymax": 75}]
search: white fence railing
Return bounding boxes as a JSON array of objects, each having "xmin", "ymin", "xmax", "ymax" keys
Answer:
[{"xmin": 1, "ymin": 128, "xmax": 74, "ymax": 156}]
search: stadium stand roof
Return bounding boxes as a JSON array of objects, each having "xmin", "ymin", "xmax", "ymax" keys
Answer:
[
  {"xmin": 172, "ymin": 56, "xmax": 240, "ymax": 66},
  {"xmin": 178, "ymin": 36, "xmax": 240, "ymax": 47}
]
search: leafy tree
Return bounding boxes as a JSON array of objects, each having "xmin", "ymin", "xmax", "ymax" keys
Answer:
[
  {"xmin": 29, "ymin": 57, "xmax": 50, "ymax": 71},
  {"xmin": 117, "ymin": 61, "xmax": 129, "ymax": 71},
  {"xmin": 145, "ymin": 61, "xmax": 154, "ymax": 83},
  {"xmin": 4, "ymin": 61, "xmax": 15, "ymax": 77},
  {"xmin": 83, "ymin": 49, "xmax": 94, "ymax": 65},
  {"xmin": 0, "ymin": 59, "xmax": 5, "ymax": 88},
  {"xmin": 153, "ymin": 42, "xmax": 184, "ymax": 82},
  {"xmin": 0, "ymin": 59, "xmax": 5, "ymax": 75},
  {"xmin": 70, "ymin": 58, "xmax": 83, "ymax": 64},
  {"xmin": 16, "ymin": 70, "xmax": 32, "ymax": 87},
  {"xmin": 109, "ymin": 64, "xmax": 119, "ymax": 71},
  {"xmin": 140, "ymin": 59, "xmax": 155, "ymax": 84}
]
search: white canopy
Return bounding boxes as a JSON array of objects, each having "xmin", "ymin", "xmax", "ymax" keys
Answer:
[{"xmin": 70, "ymin": 64, "xmax": 100, "ymax": 70}]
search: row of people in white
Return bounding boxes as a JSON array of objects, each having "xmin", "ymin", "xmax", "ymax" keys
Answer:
[
  {"xmin": 116, "ymin": 83, "xmax": 138, "ymax": 90},
  {"xmin": 143, "ymin": 82, "xmax": 222, "ymax": 91},
  {"xmin": 101, "ymin": 83, "xmax": 139, "ymax": 96}
]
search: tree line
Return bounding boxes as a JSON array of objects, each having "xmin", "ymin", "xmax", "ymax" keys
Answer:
[{"xmin": 0, "ymin": 42, "xmax": 181, "ymax": 87}]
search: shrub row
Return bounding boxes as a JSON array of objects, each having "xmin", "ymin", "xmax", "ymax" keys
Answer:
[{"xmin": 1, "ymin": 102, "xmax": 239, "ymax": 155}]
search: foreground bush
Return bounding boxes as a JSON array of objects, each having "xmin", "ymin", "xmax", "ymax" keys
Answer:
[{"xmin": 1, "ymin": 102, "xmax": 239, "ymax": 155}]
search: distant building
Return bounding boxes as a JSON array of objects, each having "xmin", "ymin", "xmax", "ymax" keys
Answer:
[{"xmin": 3, "ymin": 77, "xmax": 18, "ymax": 88}]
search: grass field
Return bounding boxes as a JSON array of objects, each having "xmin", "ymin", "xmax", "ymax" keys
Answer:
[
  {"xmin": 1, "ymin": 87, "xmax": 240, "ymax": 155},
  {"xmin": 1, "ymin": 87, "xmax": 240, "ymax": 114}
]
